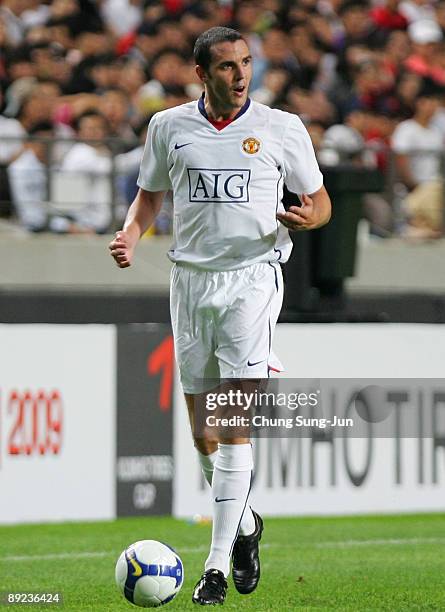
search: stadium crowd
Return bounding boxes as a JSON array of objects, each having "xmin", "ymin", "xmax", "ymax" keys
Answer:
[{"xmin": 1, "ymin": 0, "xmax": 445, "ymax": 237}]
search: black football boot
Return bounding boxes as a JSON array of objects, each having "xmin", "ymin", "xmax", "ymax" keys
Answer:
[
  {"xmin": 192, "ymin": 568, "xmax": 228, "ymax": 605},
  {"xmin": 232, "ymin": 509, "xmax": 263, "ymax": 594}
]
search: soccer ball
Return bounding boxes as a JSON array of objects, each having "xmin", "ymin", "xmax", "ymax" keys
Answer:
[{"xmin": 115, "ymin": 540, "xmax": 184, "ymax": 607}]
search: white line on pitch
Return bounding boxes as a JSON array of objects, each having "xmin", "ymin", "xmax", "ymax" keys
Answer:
[
  {"xmin": 0, "ymin": 551, "xmax": 111, "ymax": 562},
  {"xmin": 313, "ymin": 537, "xmax": 445, "ymax": 548},
  {"xmin": 1, "ymin": 537, "xmax": 444, "ymax": 563}
]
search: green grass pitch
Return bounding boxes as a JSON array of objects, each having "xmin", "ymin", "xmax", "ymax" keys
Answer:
[{"xmin": 0, "ymin": 514, "xmax": 444, "ymax": 611}]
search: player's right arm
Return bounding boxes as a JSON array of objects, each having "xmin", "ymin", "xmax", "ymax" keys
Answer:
[
  {"xmin": 108, "ymin": 188, "xmax": 165, "ymax": 268},
  {"xmin": 110, "ymin": 111, "xmax": 171, "ymax": 268}
]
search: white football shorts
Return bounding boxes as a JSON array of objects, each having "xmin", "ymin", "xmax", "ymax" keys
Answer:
[{"xmin": 170, "ymin": 261, "xmax": 284, "ymax": 394}]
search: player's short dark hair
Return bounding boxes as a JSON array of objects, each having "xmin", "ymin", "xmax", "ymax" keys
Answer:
[{"xmin": 193, "ymin": 27, "xmax": 245, "ymax": 72}]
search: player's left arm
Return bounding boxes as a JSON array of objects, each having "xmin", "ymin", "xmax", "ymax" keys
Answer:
[{"xmin": 276, "ymin": 185, "xmax": 331, "ymax": 231}]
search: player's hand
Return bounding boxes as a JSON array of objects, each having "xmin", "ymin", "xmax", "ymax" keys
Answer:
[
  {"xmin": 276, "ymin": 193, "xmax": 319, "ymax": 231},
  {"xmin": 109, "ymin": 230, "xmax": 134, "ymax": 268}
]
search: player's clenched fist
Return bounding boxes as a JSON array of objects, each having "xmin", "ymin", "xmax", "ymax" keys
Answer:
[
  {"xmin": 109, "ymin": 230, "xmax": 134, "ymax": 268},
  {"xmin": 276, "ymin": 193, "xmax": 316, "ymax": 231},
  {"xmin": 277, "ymin": 188, "xmax": 331, "ymax": 231}
]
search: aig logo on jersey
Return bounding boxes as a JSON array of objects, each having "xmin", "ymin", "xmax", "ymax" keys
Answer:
[
  {"xmin": 242, "ymin": 137, "xmax": 261, "ymax": 155},
  {"xmin": 187, "ymin": 168, "xmax": 251, "ymax": 203}
]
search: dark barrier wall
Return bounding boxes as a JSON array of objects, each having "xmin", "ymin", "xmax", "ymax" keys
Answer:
[
  {"xmin": 116, "ymin": 324, "xmax": 174, "ymax": 516},
  {"xmin": 282, "ymin": 167, "xmax": 384, "ymax": 314},
  {"xmin": 1, "ymin": 289, "xmax": 445, "ymax": 324},
  {"xmin": 0, "ymin": 291, "xmax": 171, "ymax": 324}
]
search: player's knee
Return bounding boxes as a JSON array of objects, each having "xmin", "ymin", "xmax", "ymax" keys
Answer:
[{"xmin": 194, "ymin": 437, "xmax": 218, "ymax": 455}]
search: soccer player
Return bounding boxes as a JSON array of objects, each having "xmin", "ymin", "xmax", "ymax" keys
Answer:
[{"xmin": 109, "ymin": 26, "xmax": 331, "ymax": 605}]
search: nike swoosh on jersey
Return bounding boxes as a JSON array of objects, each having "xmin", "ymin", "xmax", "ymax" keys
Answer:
[
  {"xmin": 174, "ymin": 142, "xmax": 192, "ymax": 149},
  {"xmin": 215, "ymin": 497, "xmax": 237, "ymax": 503},
  {"xmin": 247, "ymin": 359, "xmax": 265, "ymax": 367}
]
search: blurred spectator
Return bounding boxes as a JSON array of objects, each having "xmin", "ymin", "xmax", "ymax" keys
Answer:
[
  {"xmin": 399, "ymin": 0, "xmax": 436, "ymax": 23},
  {"xmin": 7, "ymin": 120, "xmax": 53, "ymax": 232},
  {"xmin": 13, "ymin": 81, "xmax": 76, "ymax": 165},
  {"xmin": 0, "ymin": 17, "xmax": 9, "ymax": 79},
  {"xmin": 261, "ymin": 27, "xmax": 299, "ymax": 77},
  {"xmin": 4, "ymin": 46, "xmax": 34, "ymax": 84},
  {"xmin": 308, "ymin": 12, "xmax": 337, "ymax": 52},
  {"xmin": 335, "ymin": 57, "xmax": 394, "ymax": 119},
  {"xmin": 101, "ymin": 0, "xmax": 143, "ymax": 37},
  {"xmin": 29, "ymin": 80, "xmax": 75, "ymax": 162},
  {"xmin": 21, "ymin": 0, "xmax": 50, "ymax": 29},
  {"xmin": 162, "ymin": 83, "xmax": 191, "ymax": 108},
  {"xmin": 319, "ymin": 110, "xmax": 395, "ymax": 237},
  {"xmin": 65, "ymin": 25, "xmax": 113, "ymax": 94},
  {"xmin": 306, "ymin": 121, "xmax": 326, "ymax": 153},
  {"xmin": 405, "ymin": 19, "xmax": 445, "ymax": 84},
  {"xmin": 117, "ymin": 57, "xmax": 147, "ymax": 110},
  {"xmin": 49, "ymin": 0, "xmax": 102, "ymax": 31},
  {"xmin": 369, "ymin": 0, "xmax": 408, "ymax": 34},
  {"xmin": 287, "ymin": 86, "xmax": 335, "ymax": 125},
  {"xmin": 288, "ymin": 23, "xmax": 325, "ymax": 90},
  {"xmin": 0, "ymin": 0, "xmax": 25, "ymax": 45},
  {"xmin": 7, "ymin": 111, "xmax": 112, "ymax": 234},
  {"xmin": 179, "ymin": 4, "xmax": 209, "ymax": 41},
  {"xmin": 17, "ymin": 88, "xmax": 52, "ymax": 129},
  {"xmin": 114, "ymin": 120, "xmax": 172, "ymax": 233},
  {"xmin": 392, "ymin": 70, "xmax": 423, "ymax": 116},
  {"xmin": 180, "ymin": 58, "xmax": 203, "ymax": 99},
  {"xmin": 336, "ymin": 1, "xmax": 373, "ymax": 51},
  {"xmin": 0, "ymin": 84, "xmax": 25, "ymax": 216},
  {"xmin": 363, "ymin": 110, "xmax": 398, "ymax": 171},
  {"xmin": 0, "ymin": 0, "xmax": 444, "ymax": 240},
  {"xmin": 391, "ymin": 78, "xmax": 445, "ymax": 236},
  {"xmin": 87, "ymin": 54, "xmax": 121, "ymax": 93},
  {"xmin": 58, "ymin": 110, "xmax": 112, "ymax": 233},
  {"xmin": 327, "ymin": 44, "xmax": 373, "ymax": 119},
  {"xmin": 28, "ymin": 42, "xmax": 67, "ymax": 81},
  {"xmin": 0, "ymin": 84, "xmax": 25, "ymax": 163},
  {"xmin": 381, "ymin": 30, "xmax": 411, "ymax": 79},
  {"xmin": 430, "ymin": 89, "xmax": 445, "ymax": 139},
  {"xmin": 43, "ymin": 15, "xmax": 77, "ymax": 49},
  {"xmin": 138, "ymin": 48, "xmax": 189, "ymax": 112},
  {"xmin": 319, "ymin": 114, "xmax": 367, "ymax": 165},
  {"xmin": 250, "ymin": 66, "xmax": 290, "ymax": 106},
  {"xmin": 125, "ymin": 22, "xmax": 161, "ymax": 63},
  {"xmin": 232, "ymin": 0, "xmax": 263, "ymax": 36},
  {"xmin": 436, "ymin": 0, "xmax": 445, "ymax": 34},
  {"xmin": 141, "ymin": 0, "xmax": 165, "ymax": 24},
  {"xmin": 115, "ymin": 123, "xmax": 145, "ymax": 206},
  {"xmin": 100, "ymin": 88, "xmax": 136, "ymax": 141},
  {"xmin": 156, "ymin": 15, "xmax": 190, "ymax": 54}
]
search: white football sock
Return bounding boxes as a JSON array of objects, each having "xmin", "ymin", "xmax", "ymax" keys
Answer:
[
  {"xmin": 197, "ymin": 449, "xmax": 256, "ymax": 536},
  {"xmin": 204, "ymin": 443, "xmax": 254, "ymax": 577},
  {"xmin": 197, "ymin": 449, "xmax": 218, "ymax": 486}
]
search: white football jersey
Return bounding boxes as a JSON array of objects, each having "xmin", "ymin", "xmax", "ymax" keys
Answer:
[{"xmin": 137, "ymin": 97, "xmax": 323, "ymax": 271}]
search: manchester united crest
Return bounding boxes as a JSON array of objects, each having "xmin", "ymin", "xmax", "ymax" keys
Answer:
[{"xmin": 242, "ymin": 137, "xmax": 261, "ymax": 155}]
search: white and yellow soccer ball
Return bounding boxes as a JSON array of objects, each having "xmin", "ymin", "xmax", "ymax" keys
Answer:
[{"xmin": 115, "ymin": 540, "xmax": 184, "ymax": 607}]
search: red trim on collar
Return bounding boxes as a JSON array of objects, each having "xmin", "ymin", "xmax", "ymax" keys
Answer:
[{"xmin": 208, "ymin": 117, "xmax": 234, "ymax": 131}]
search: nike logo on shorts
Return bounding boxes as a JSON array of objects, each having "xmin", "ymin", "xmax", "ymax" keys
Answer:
[
  {"xmin": 215, "ymin": 497, "xmax": 236, "ymax": 503},
  {"xmin": 247, "ymin": 359, "xmax": 265, "ymax": 367},
  {"xmin": 174, "ymin": 142, "xmax": 192, "ymax": 149}
]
